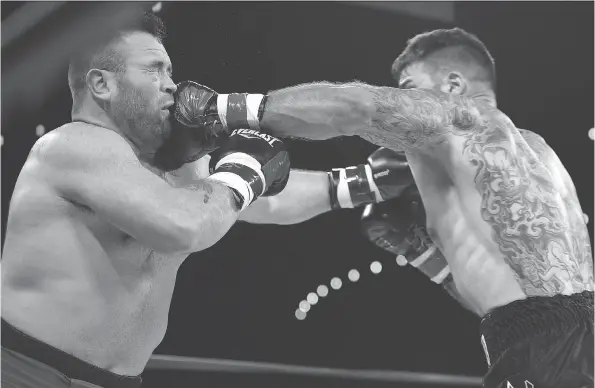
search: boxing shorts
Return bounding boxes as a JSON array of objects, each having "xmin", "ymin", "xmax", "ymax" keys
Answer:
[
  {"xmin": 480, "ymin": 291, "xmax": 593, "ymax": 388},
  {"xmin": 1, "ymin": 319, "xmax": 142, "ymax": 388}
]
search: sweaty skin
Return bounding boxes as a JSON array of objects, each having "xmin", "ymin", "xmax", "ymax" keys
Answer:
[
  {"xmin": 1, "ymin": 126, "xmax": 231, "ymax": 376},
  {"xmin": 2, "ymin": 31, "xmax": 244, "ymax": 376},
  {"xmin": 261, "ymin": 82, "xmax": 594, "ymax": 316},
  {"xmin": 1, "ymin": 126, "xmax": 331, "ymax": 377}
]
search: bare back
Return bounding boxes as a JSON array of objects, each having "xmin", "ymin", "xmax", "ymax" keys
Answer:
[
  {"xmin": 1, "ymin": 124, "xmax": 199, "ymax": 375},
  {"xmin": 405, "ymin": 106, "xmax": 593, "ymax": 316}
]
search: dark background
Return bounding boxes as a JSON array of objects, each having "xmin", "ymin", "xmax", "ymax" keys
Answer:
[{"xmin": 2, "ymin": 2, "xmax": 593, "ymax": 387}]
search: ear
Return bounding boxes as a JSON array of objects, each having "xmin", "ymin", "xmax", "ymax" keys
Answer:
[
  {"xmin": 86, "ymin": 69, "xmax": 115, "ymax": 101},
  {"xmin": 439, "ymin": 71, "xmax": 467, "ymax": 95}
]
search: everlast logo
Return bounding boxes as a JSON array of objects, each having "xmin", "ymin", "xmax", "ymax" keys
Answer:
[
  {"xmin": 373, "ymin": 169, "xmax": 390, "ymax": 179},
  {"xmin": 232, "ymin": 129, "xmax": 278, "ymax": 147}
]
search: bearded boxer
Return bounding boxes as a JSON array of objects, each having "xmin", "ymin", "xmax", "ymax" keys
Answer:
[
  {"xmin": 185, "ymin": 28, "xmax": 594, "ymax": 388},
  {"xmin": 1, "ymin": 13, "xmax": 414, "ymax": 388}
]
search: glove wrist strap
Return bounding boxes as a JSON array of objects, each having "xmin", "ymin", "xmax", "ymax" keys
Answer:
[
  {"xmin": 217, "ymin": 93, "xmax": 265, "ymax": 131},
  {"xmin": 328, "ymin": 164, "xmax": 382, "ymax": 209},
  {"xmin": 207, "ymin": 153, "xmax": 267, "ymax": 211},
  {"xmin": 207, "ymin": 172, "xmax": 252, "ymax": 211}
]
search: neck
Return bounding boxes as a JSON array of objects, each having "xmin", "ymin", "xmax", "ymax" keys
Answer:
[
  {"xmin": 71, "ymin": 107, "xmax": 154, "ymax": 165},
  {"xmin": 469, "ymin": 90, "xmax": 497, "ymax": 108}
]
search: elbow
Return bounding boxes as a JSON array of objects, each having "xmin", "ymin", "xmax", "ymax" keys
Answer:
[{"xmin": 335, "ymin": 87, "xmax": 375, "ymax": 133}]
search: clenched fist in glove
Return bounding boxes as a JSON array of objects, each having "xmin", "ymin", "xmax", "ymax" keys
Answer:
[
  {"xmin": 328, "ymin": 147, "xmax": 415, "ymax": 209},
  {"xmin": 172, "ymin": 80, "xmax": 266, "ymax": 142},
  {"xmin": 207, "ymin": 129, "xmax": 290, "ymax": 211},
  {"xmin": 360, "ymin": 184, "xmax": 451, "ymax": 284}
]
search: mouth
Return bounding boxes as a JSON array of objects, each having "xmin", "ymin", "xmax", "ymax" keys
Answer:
[{"xmin": 161, "ymin": 102, "xmax": 174, "ymax": 110}]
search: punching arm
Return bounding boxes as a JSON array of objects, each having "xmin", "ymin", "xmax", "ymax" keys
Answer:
[
  {"xmin": 261, "ymin": 82, "xmax": 480, "ymax": 151},
  {"xmin": 239, "ymin": 169, "xmax": 331, "ymax": 225}
]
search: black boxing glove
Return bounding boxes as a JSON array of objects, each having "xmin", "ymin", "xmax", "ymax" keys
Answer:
[
  {"xmin": 328, "ymin": 147, "xmax": 414, "ymax": 209},
  {"xmin": 360, "ymin": 185, "xmax": 451, "ymax": 284},
  {"xmin": 207, "ymin": 129, "xmax": 290, "ymax": 211},
  {"xmin": 173, "ymin": 80, "xmax": 267, "ymax": 136}
]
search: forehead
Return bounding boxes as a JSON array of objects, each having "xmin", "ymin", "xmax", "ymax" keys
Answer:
[{"xmin": 117, "ymin": 32, "xmax": 171, "ymax": 65}]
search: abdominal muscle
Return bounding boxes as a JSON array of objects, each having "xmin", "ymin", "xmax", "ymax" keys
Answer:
[{"xmin": 431, "ymin": 200, "xmax": 527, "ymax": 316}]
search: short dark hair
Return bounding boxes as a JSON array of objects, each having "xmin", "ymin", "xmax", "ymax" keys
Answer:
[
  {"xmin": 68, "ymin": 12, "xmax": 166, "ymax": 101},
  {"xmin": 391, "ymin": 28, "xmax": 496, "ymax": 90}
]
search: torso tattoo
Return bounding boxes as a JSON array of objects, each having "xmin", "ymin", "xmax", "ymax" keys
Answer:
[
  {"xmin": 363, "ymin": 86, "xmax": 593, "ymax": 296},
  {"xmin": 463, "ymin": 114, "xmax": 593, "ymax": 295}
]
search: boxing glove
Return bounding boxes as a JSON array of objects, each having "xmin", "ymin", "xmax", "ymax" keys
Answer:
[
  {"xmin": 173, "ymin": 80, "xmax": 266, "ymax": 136},
  {"xmin": 207, "ymin": 129, "xmax": 290, "ymax": 211},
  {"xmin": 360, "ymin": 185, "xmax": 451, "ymax": 284},
  {"xmin": 328, "ymin": 147, "xmax": 414, "ymax": 209}
]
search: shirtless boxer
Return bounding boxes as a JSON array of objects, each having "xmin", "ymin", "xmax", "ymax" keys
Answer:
[
  {"xmin": 1, "ymin": 13, "xmax": 412, "ymax": 388},
  {"xmin": 185, "ymin": 28, "xmax": 594, "ymax": 387}
]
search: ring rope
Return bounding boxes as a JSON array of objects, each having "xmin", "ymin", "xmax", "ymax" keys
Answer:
[{"xmin": 148, "ymin": 354, "xmax": 483, "ymax": 386}]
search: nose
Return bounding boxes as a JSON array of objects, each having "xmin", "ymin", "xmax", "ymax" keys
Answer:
[{"xmin": 163, "ymin": 75, "xmax": 177, "ymax": 95}]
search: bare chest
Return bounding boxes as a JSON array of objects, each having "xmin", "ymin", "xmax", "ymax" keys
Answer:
[{"xmin": 74, "ymin": 202, "xmax": 188, "ymax": 272}]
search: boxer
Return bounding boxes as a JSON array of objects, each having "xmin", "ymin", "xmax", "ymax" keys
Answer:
[
  {"xmin": 1, "ymin": 13, "xmax": 413, "ymax": 388},
  {"xmin": 187, "ymin": 27, "xmax": 593, "ymax": 388}
]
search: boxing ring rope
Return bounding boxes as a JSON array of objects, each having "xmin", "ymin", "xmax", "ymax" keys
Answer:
[{"xmin": 147, "ymin": 354, "xmax": 483, "ymax": 386}]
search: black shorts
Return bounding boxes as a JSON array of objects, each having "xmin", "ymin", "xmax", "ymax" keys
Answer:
[
  {"xmin": 1, "ymin": 319, "xmax": 142, "ymax": 388},
  {"xmin": 480, "ymin": 291, "xmax": 594, "ymax": 388}
]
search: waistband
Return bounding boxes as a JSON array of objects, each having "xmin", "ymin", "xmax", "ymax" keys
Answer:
[
  {"xmin": 479, "ymin": 291, "xmax": 594, "ymax": 364},
  {"xmin": 1, "ymin": 319, "xmax": 142, "ymax": 388}
]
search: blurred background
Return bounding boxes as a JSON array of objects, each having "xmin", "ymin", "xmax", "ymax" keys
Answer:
[{"xmin": 2, "ymin": 2, "xmax": 593, "ymax": 387}]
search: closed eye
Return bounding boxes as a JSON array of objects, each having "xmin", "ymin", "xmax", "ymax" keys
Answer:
[{"xmin": 148, "ymin": 60, "xmax": 173, "ymax": 77}]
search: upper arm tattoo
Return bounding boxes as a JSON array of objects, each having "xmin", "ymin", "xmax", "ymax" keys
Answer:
[
  {"xmin": 186, "ymin": 181, "xmax": 214, "ymax": 204},
  {"xmin": 359, "ymin": 88, "xmax": 480, "ymax": 151},
  {"xmin": 465, "ymin": 120, "xmax": 593, "ymax": 295}
]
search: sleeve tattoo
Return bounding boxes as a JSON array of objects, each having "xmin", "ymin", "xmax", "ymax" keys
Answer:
[{"xmin": 358, "ymin": 87, "xmax": 480, "ymax": 151}]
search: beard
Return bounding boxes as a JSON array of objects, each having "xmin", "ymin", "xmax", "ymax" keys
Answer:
[
  {"xmin": 110, "ymin": 78, "xmax": 206, "ymax": 172},
  {"xmin": 111, "ymin": 79, "xmax": 171, "ymax": 151}
]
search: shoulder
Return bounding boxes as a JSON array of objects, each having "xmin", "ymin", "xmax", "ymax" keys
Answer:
[
  {"xmin": 516, "ymin": 128, "xmax": 552, "ymax": 158},
  {"xmin": 35, "ymin": 123, "xmax": 136, "ymax": 169}
]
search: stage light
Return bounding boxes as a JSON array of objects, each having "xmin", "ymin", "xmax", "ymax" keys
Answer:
[
  {"xmin": 35, "ymin": 124, "xmax": 45, "ymax": 137},
  {"xmin": 316, "ymin": 285, "xmax": 329, "ymax": 297},
  {"xmin": 295, "ymin": 309, "xmax": 306, "ymax": 320},
  {"xmin": 348, "ymin": 269, "xmax": 360, "ymax": 282},
  {"xmin": 299, "ymin": 300, "xmax": 311, "ymax": 313},
  {"xmin": 330, "ymin": 277, "xmax": 342, "ymax": 290},
  {"xmin": 370, "ymin": 261, "xmax": 382, "ymax": 274}
]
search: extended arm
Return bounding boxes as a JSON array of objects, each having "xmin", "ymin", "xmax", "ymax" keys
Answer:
[
  {"xmin": 39, "ymin": 126, "xmax": 240, "ymax": 255},
  {"xmin": 170, "ymin": 148, "xmax": 414, "ymax": 225},
  {"xmin": 260, "ymin": 82, "xmax": 480, "ymax": 151},
  {"xmin": 240, "ymin": 170, "xmax": 330, "ymax": 224}
]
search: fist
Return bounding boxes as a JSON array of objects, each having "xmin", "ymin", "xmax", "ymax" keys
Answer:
[
  {"xmin": 366, "ymin": 147, "xmax": 414, "ymax": 200},
  {"xmin": 328, "ymin": 147, "xmax": 414, "ymax": 209},
  {"xmin": 208, "ymin": 129, "xmax": 290, "ymax": 209},
  {"xmin": 360, "ymin": 184, "xmax": 429, "ymax": 257}
]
